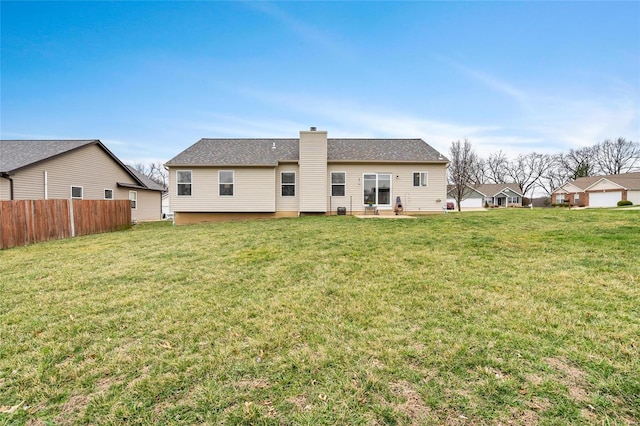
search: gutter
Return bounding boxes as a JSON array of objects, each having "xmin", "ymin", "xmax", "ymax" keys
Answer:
[{"xmin": 1, "ymin": 173, "xmax": 14, "ymax": 200}]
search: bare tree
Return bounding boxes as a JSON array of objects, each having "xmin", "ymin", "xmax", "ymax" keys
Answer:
[
  {"xmin": 131, "ymin": 161, "xmax": 168, "ymax": 189},
  {"xmin": 448, "ymin": 139, "xmax": 479, "ymax": 212},
  {"xmin": 594, "ymin": 138, "xmax": 640, "ymax": 175},
  {"xmin": 484, "ymin": 150, "xmax": 509, "ymax": 184},
  {"xmin": 505, "ymin": 152, "xmax": 552, "ymax": 198},
  {"xmin": 539, "ymin": 154, "xmax": 568, "ymax": 196},
  {"xmin": 555, "ymin": 146, "xmax": 596, "ymax": 180}
]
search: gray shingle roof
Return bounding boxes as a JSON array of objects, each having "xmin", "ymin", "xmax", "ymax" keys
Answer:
[
  {"xmin": 447, "ymin": 183, "xmax": 523, "ymax": 197},
  {"xmin": 125, "ymin": 166, "xmax": 167, "ymax": 191},
  {"xmin": 165, "ymin": 138, "xmax": 448, "ymax": 166},
  {"xmin": 0, "ymin": 140, "xmax": 98, "ymax": 173},
  {"xmin": 0, "ymin": 139, "xmax": 162, "ymax": 191},
  {"xmin": 472, "ymin": 183, "xmax": 523, "ymax": 197},
  {"xmin": 566, "ymin": 172, "xmax": 640, "ymax": 191}
]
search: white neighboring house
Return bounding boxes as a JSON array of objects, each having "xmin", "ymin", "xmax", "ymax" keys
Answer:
[
  {"xmin": 552, "ymin": 172, "xmax": 640, "ymax": 207},
  {"xmin": 447, "ymin": 183, "xmax": 524, "ymax": 209},
  {"xmin": 164, "ymin": 128, "xmax": 450, "ymax": 224}
]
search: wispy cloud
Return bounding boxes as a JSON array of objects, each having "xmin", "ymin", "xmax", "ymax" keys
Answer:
[
  {"xmin": 246, "ymin": 2, "xmax": 352, "ymax": 60},
  {"xmin": 440, "ymin": 57, "xmax": 532, "ymax": 110}
]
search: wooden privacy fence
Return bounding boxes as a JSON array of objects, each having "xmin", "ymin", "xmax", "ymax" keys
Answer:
[{"xmin": 0, "ymin": 199, "xmax": 131, "ymax": 250}]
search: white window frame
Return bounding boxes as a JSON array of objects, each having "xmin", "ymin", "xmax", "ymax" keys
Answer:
[
  {"xmin": 281, "ymin": 171, "xmax": 296, "ymax": 197},
  {"xmin": 219, "ymin": 170, "xmax": 234, "ymax": 197},
  {"xmin": 412, "ymin": 171, "xmax": 428, "ymax": 187},
  {"xmin": 176, "ymin": 170, "xmax": 192, "ymax": 197},
  {"xmin": 574, "ymin": 193, "xmax": 580, "ymax": 203},
  {"xmin": 331, "ymin": 172, "xmax": 346, "ymax": 197},
  {"xmin": 71, "ymin": 186, "xmax": 83, "ymax": 200},
  {"xmin": 104, "ymin": 189, "xmax": 114, "ymax": 200},
  {"xmin": 129, "ymin": 191, "xmax": 137, "ymax": 209},
  {"xmin": 362, "ymin": 173, "xmax": 392, "ymax": 207},
  {"xmin": 557, "ymin": 194, "xmax": 565, "ymax": 203}
]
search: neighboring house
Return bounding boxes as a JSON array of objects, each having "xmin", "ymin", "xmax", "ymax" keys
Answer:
[
  {"xmin": 0, "ymin": 139, "xmax": 163, "ymax": 221},
  {"xmin": 161, "ymin": 192, "xmax": 172, "ymax": 218},
  {"xmin": 552, "ymin": 172, "xmax": 640, "ymax": 207},
  {"xmin": 164, "ymin": 128, "xmax": 449, "ymax": 223},
  {"xmin": 447, "ymin": 183, "xmax": 524, "ymax": 209}
]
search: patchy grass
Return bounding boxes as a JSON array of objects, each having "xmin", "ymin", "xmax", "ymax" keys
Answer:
[{"xmin": 1, "ymin": 208, "xmax": 639, "ymax": 424}]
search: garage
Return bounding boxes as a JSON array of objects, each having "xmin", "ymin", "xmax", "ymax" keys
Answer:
[
  {"xmin": 627, "ymin": 191, "xmax": 640, "ymax": 205},
  {"xmin": 589, "ymin": 191, "xmax": 622, "ymax": 207},
  {"xmin": 460, "ymin": 197, "xmax": 483, "ymax": 208}
]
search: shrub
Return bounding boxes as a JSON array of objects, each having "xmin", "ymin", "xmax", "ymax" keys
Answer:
[
  {"xmin": 617, "ymin": 200, "xmax": 633, "ymax": 207},
  {"xmin": 552, "ymin": 203, "xmax": 570, "ymax": 208}
]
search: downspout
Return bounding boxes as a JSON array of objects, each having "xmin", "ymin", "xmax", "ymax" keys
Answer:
[{"xmin": 1, "ymin": 173, "xmax": 14, "ymax": 200}]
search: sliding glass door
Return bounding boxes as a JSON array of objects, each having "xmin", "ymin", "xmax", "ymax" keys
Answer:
[{"xmin": 363, "ymin": 173, "xmax": 391, "ymax": 206}]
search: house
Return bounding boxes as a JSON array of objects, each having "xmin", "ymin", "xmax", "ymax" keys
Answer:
[
  {"xmin": 0, "ymin": 139, "xmax": 164, "ymax": 221},
  {"xmin": 447, "ymin": 183, "xmax": 524, "ymax": 209},
  {"xmin": 552, "ymin": 172, "xmax": 640, "ymax": 207},
  {"xmin": 164, "ymin": 128, "xmax": 449, "ymax": 224}
]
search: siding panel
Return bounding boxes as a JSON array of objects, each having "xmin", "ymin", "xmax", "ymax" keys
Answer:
[
  {"xmin": 169, "ymin": 167, "xmax": 276, "ymax": 212},
  {"xmin": 299, "ymin": 131, "xmax": 328, "ymax": 212}
]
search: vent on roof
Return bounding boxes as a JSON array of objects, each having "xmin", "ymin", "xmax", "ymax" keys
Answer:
[
  {"xmin": 310, "ymin": 127, "xmax": 316, "ymax": 131},
  {"xmin": 272, "ymin": 142, "xmax": 276, "ymax": 150}
]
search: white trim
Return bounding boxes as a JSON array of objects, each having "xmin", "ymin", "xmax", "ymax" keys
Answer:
[
  {"xmin": 104, "ymin": 188, "xmax": 114, "ymax": 200},
  {"xmin": 71, "ymin": 186, "xmax": 83, "ymax": 200},
  {"xmin": 219, "ymin": 170, "xmax": 234, "ymax": 197},
  {"xmin": 280, "ymin": 171, "xmax": 296, "ymax": 197},
  {"xmin": 362, "ymin": 172, "xmax": 392, "ymax": 207},
  {"xmin": 331, "ymin": 171, "xmax": 346, "ymax": 197},
  {"xmin": 584, "ymin": 178, "xmax": 626, "ymax": 192},
  {"xmin": 129, "ymin": 190, "xmax": 137, "ymax": 209},
  {"xmin": 412, "ymin": 171, "xmax": 428, "ymax": 187},
  {"xmin": 176, "ymin": 170, "xmax": 193, "ymax": 197}
]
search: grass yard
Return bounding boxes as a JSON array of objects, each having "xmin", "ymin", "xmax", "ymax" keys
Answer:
[{"xmin": 1, "ymin": 208, "xmax": 639, "ymax": 425}]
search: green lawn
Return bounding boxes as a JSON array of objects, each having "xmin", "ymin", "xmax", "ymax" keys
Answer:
[{"xmin": 1, "ymin": 209, "xmax": 638, "ymax": 425}]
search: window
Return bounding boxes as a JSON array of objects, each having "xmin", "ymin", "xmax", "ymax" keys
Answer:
[
  {"xmin": 219, "ymin": 171, "xmax": 234, "ymax": 196},
  {"xmin": 104, "ymin": 189, "xmax": 114, "ymax": 200},
  {"xmin": 177, "ymin": 170, "xmax": 192, "ymax": 196},
  {"xmin": 508, "ymin": 196, "xmax": 519, "ymax": 204},
  {"xmin": 557, "ymin": 194, "xmax": 565, "ymax": 203},
  {"xmin": 331, "ymin": 172, "xmax": 346, "ymax": 196},
  {"xmin": 413, "ymin": 172, "xmax": 428, "ymax": 187},
  {"xmin": 363, "ymin": 173, "xmax": 391, "ymax": 206},
  {"xmin": 71, "ymin": 186, "xmax": 83, "ymax": 199},
  {"xmin": 129, "ymin": 191, "xmax": 137, "ymax": 209},
  {"xmin": 281, "ymin": 172, "xmax": 295, "ymax": 196},
  {"xmin": 574, "ymin": 193, "xmax": 580, "ymax": 203}
]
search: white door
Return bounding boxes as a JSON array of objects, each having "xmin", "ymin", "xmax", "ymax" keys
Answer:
[
  {"xmin": 589, "ymin": 191, "xmax": 622, "ymax": 207},
  {"xmin": 460, "ymin": 197, "xmax": 483, "ymax": 208}
]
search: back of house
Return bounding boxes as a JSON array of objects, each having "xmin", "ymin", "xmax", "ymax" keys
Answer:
[{"xmin": 165, "ymin": 128, "xmax": 450, "ymax": 223}]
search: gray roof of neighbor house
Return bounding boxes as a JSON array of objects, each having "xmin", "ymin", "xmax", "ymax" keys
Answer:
[
  {"xmin": 0, "ymin": 140, "xmax": 99, "ymax": 173},
  {"xmin": 447, "ymin": 183, "xmax": 523, "ymax": 197},
  {"xmin": 165, "ymin": 138, "xmax": 448, "ymax": 166},
  {"xmin": 125, "ymin": 166, "xmax": 167, "ymax": 191},
  {"xmin": 472, "ymin": 183, "xmax": 523, "ymax": 197},
  {"xmin": 557, "ymin": 172, "xmax": 640, "ymax": 192},
  {"xmin": 0, "ymin": 139, "xmax": 162, "ymax": 191}
]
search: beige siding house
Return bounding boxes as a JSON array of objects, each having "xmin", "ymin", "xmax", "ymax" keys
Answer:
[
  {"xmin": 165, "ymin": 128, "xmax": 449, "ymax": 224},
  {"xmin": 0, "ymin": 140, "xmax": 163, "ymax": 221},
  {"xmin": 551, "ymin": 172, "xmax": 640, "ymax": 207}
]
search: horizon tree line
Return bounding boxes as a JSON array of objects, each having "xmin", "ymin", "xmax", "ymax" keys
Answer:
[{"xmin": 448, "ymin": 137, "xmax": 639, "ymax": 211}]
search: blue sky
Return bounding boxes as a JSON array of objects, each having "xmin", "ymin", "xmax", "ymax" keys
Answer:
[{"xmin": 2, "ymin": 1, "xmax": 638, "ymax": 164}]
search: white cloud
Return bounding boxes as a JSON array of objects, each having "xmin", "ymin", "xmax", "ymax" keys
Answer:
[{"xmin": 247, "ymin": 2, "xmax": 351, "ymax": 60}]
